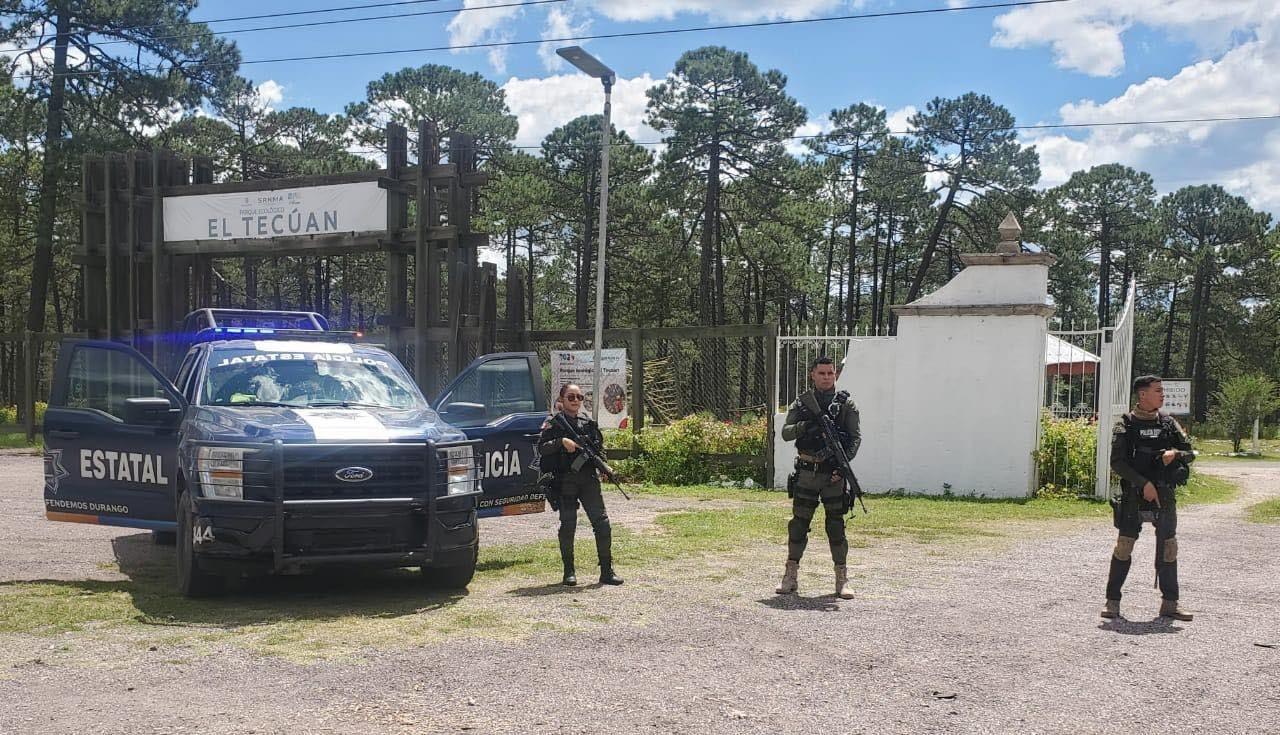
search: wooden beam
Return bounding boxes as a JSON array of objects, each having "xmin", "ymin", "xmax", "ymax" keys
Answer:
[{"xmin": 161, "ymin": 169, "xmax": 385, "ymax": 197}]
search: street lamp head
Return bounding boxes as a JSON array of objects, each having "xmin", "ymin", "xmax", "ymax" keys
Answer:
[{"xmin": 556, "ymin": 45, "xmax": 616, "ymax": 86}]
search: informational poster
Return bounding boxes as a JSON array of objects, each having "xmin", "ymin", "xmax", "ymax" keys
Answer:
[
  {"xmin": 1162, "ymin": 379, "xmax": 1192, "ymax": 415},
  {"xmin": 163, "ymin": 181, "xmax": 387, "ymax": 242},
  {"xmin": 550, "ymin": 349, "xmax": 628, "ymax": 429}
]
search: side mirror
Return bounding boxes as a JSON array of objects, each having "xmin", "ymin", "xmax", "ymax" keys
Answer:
[
  {"xmin": 440, "ymin": 401, "xmax": 487, "ymax": 425},
  {"xmin": 124, "ymin": 397, "xmax": 181, "ymax": 427}
]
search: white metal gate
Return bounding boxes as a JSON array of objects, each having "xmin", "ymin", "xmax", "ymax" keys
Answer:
[
  {"xmin": 775, "ymin": 326, "xmax": 893, "ymax": 411},
  {"xmin": 1096, "ymin": 282, "xmax": 1136, "ymax": 499},
  {"xmin": 1041, "ymin": 282, "xmax": 1135, "ymax": 499}
]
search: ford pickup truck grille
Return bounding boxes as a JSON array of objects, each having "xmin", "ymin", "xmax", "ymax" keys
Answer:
[{"xmin": 281, "ymin": 445, "xmax": 428, "ymax": 500}]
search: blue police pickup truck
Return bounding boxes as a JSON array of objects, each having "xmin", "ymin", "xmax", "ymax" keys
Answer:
[{"xmin": 42, "ymin": 309, "xmax": 550, "ymax": 596}]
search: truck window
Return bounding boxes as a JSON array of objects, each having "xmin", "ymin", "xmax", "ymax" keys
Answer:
[
  {"xmin": 173, "ymin": 348, "xmax": 201, "ymax": 397},
  {"xmin": 58, "ymin": 345, "xmax": 172, "ymax": 421},
  {"xmin": 441, "ymin": 358, "xmax": 537, "ymax": 426},
  {"xmin": 202, "ymin": 348, "xmax": 423, "ymax": 409}
]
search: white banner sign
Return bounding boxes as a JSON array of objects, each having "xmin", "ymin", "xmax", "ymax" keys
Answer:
[
  {"xmin": 550, "ymin": 349, "xmax": 629, "ymax": 430},
  {"xmin": 1162, "ymin": 379, "xmax": 1192, "ymax": 415},
  {"xmin": 163, "ymin": 182, "xmax": 387, "ymax": 242}
]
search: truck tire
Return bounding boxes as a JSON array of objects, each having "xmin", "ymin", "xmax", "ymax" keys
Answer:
[
  {"xmin": 423, "ymin": 544, "xmax": 478, "ymax": 590},
  {"xmin": 176, "ymin": 490, "xmax": 224, "ymax": 597}
]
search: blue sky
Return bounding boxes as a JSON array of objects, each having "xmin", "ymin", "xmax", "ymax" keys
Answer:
[{"xmin": 192, "ymin": 0, "xmax": 1280, "ymax": 214}]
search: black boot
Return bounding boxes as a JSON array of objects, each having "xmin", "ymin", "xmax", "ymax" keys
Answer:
[
  {"xmin": 595, "ymin": 527, "xmax": 622, "ymax": 585},
  {"xmin": 560, "ymin": 537, "xmax": 577, "ymax": 586}
]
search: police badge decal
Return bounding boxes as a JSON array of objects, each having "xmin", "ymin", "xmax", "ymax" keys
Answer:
[{"xmin": 44, "ymin": 449, "xmax": 69, "ymax": 495}]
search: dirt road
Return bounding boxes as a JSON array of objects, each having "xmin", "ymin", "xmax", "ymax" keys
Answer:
[{"xmin": 1, "ymin": 450, "xmax": 1276, "ymax": 734}]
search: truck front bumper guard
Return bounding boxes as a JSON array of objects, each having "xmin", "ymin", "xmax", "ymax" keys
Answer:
[{"xmin": 188, "ymin": 438, "xmax": 482, "ymax": 573}]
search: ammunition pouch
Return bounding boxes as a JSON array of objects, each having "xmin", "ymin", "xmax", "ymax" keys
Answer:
[{"xmin": 1170, "ymin": 459, "xmax": 1191, "ymax": 487}]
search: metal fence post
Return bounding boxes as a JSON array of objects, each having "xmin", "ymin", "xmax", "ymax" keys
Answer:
[
  {"xmin": 23, "ymin": 331, "xmax": 36, "ymax": 443},
  {"xmin": 630, "ymin": 327, "xmax": 644, "ymax": 436},
  {"xmin": 765, "ymin": 322, "xmax": 778, "ymax": 488}
]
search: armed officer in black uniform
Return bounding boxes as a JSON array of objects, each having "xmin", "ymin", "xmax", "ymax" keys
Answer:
[
  {"xmin": 776, "ymin": 356, "xmax": 861, "ymax": 599},
  {"xmin": 1102, "ymin": 375, "xmax": 1195, "ymax": 621},
  {"xmin": 538, "ymin": 383, "xmax": 624, "ymax": 587}
]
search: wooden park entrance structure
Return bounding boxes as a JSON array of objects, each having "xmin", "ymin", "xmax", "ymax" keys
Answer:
[{"xmin": 76, "ymin": 122, "xmax": 525, "ymax": 396}]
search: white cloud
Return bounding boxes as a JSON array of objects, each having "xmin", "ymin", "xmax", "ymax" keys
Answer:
[
  {"xmin": 447, "ymin": 0, "xmax": 524, "ymax": 72},
  {"xmin": 1026, "ymin": 12, "xmax": 1280, "ymax": 214},
  {"xmin": 991, "ymin": 0, "xmax": 1275, "ymax": 77},
  {"xmin": 538, "ymin": 8, "xmax": 592, "ymax": 72},
  {"xmin": 587, "ymin": 0, "xmax": 854, "ymax": 23},
  {"xmin": 786, "ymin": 116, "xmax": 830, "ymax": 157},
  {"xmin": 502, "ymin": 72, "xmax": 661, "ymax": 149},
  {"xmin": 886, "ymin": 104, "xmax": 917, "ymax": 134},
  {"xmin": 1, "ymin": 21, "xmax": 88, "ymax": 84},
  {"xmin": 255, "ymin": 80, "xmax": 284, "ymax": 108}
]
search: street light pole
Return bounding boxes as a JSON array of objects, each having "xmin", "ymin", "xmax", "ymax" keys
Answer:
[
  {"xmin": 556, "ymin": 46, "xmax": 616, "ymax": 423},
  {"xmin": 593, "ymin": 78, "xmax": 611, "ymax": 422}
]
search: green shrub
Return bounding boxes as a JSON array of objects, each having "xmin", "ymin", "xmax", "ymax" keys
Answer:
[
  {"xmin": 1034, "ymin": 410, "xmax": 1097, "ymax": 498},
  {"xmin": 604, "ymin": 414, "xmax": 767, "ymax": 486},
  {"xmin": 0, "ymin": 403, "xmax": 47, "ymax": 426}
]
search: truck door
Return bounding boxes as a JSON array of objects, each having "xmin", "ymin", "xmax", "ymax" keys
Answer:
[
  {"xmin": 43, "ymin": 340, "xmax": 186, "ymax": 530},
  {"xmin": 434, "ymin": 353, "xmax": 547, "ymax": 517}
]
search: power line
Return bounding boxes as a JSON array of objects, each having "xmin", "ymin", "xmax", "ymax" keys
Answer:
[
  {"xmin": 18, "ymin": 0, "xmax": 1070, "ymax": 81},
  {"xmin": 85, "ymin": 0, "xmax": 565, "ymax": 50},
  {"xmin": 498, "ymin": 113, "xmax": 1280, "ymax": 150}
]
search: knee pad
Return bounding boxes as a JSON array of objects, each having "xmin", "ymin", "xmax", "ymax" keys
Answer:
[
  {"xmin": 1162, "ymin": 536, "xmax": 1178, "ymax": 563},
  {"xmin": 1113, "ymin": 535, "xmax": 1136, "ymax": 561},
  {"xmin": 590, "ymin": 516, "xmax": 611, "ymax": 534}
]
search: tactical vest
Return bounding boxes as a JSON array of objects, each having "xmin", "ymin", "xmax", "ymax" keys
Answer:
[
  {"xmin": 1122, "ymin": 412, "xmax": 1180, "ymax": 485},
  {"xmin": 794, "ymin": 391, "xmax": 847, "ymax": 455}
]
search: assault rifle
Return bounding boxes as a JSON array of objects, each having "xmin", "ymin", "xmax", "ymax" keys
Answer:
[
  {"xmin": 809, "ymin": 390, "xmax": 867, "ymax": 515},
  {"xmin": 555, "ymin": 412, "xmax": 631, "ymax": 500}
]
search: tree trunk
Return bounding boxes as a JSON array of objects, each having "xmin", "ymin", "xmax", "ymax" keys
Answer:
[
  {"xmin": 1161, "ymin": 282, "xmax": 1177, "ymax": 377},
  {"xmin": 905, "ymin": 170, "xmax": 961, "ymax": 303},
  {"xmin": 845, "ymin": 150, "xmax": 861, "ymax": 330},
  {"xmin": 699, "ymin": 143, "xmax": 721, "ymax": 327},
  {"xmin": 26, "ymin": 9, "xmax": 72, "ymax": 334},
  {"xmin": 1193, "ymin": 279, "xmax": 1212, "ymax": 422},
  {"xmin": 1184, "ymin": 253, "xmax": 1207, "ymax": 380},
  {"xmin": 1098, "ymin": 217, "xmax": 1111, "ymax": 327},
  {"xmin": 527, "ymin": 229, "xmax": 536, "ymax": 330},
  {"xmin": 820, "ymin": 179, "xmax": 839, "ymax": 333}
]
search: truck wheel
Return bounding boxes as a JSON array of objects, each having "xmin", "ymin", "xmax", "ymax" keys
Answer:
[
  {"xmin": 176, "ymin": 490, "xmax": 224, "ymax": 597},
  {"xmin": 423, "ymin": 545, "xmax": 478, "ymax": 590},
  {"xmin": 152, "ymin": 531, "xmax": 177, "ymax": 546}
]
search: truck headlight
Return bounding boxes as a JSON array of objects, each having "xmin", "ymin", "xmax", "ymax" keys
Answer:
[
  {"xmin": 197, "ymin": 446, "xmax": 249, "ymax": 499},
  {"xmin": 445, "ymin": 446, "xmax": 478, "ymax": 496}
]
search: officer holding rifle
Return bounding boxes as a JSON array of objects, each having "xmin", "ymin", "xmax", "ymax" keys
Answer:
[
  {"xmin": 776, "ymin": 356, "xmax": 862, "ymax": 599},
  {"xmin": 538, "ymin": 383, "xmax": 625, "ymax": 587}
]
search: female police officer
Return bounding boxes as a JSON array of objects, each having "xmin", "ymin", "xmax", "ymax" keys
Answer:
[{"xmin": 538, "ymin": 383, "xmax": 624, "ymax": 587}]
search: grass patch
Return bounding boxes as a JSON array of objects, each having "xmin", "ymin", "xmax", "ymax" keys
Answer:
[
  {"xmin": 1193, "ymin": 438, "xmax": 1280, "ymax": 461},
  {"xmin": 1179, "ymin": 472, "xmax": 1239, "ymax": 505},
  {"xmin": 0, "ymin": 433, "xmax": 40, "ymax": 451},
  {"xmin": 0, "ymin": 483, "xmax": 1122, "ymax": 657},
  {"xmin": 1246, "ymin": 498, "xmax": 1280, "ymax": 524}
]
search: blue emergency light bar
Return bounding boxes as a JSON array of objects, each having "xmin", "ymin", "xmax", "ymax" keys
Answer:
[{"xmin": 191, "ymin": 327, "xmax": 363, "ymax": 345}]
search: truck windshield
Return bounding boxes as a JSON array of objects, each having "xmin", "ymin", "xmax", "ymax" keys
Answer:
[{"xmin": 202, "ymin": 347, "xmax": 423, "ymax": 409}]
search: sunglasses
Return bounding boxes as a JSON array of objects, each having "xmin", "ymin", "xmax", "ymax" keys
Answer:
[{"xmin": 564, "ymin": 393, "xmax": 585, "ymax": 401}]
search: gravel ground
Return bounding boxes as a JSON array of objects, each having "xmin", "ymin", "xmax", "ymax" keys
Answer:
[{"xmin": 1, "ymin": 451, "xmax": 1277, "ymax": 735}]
